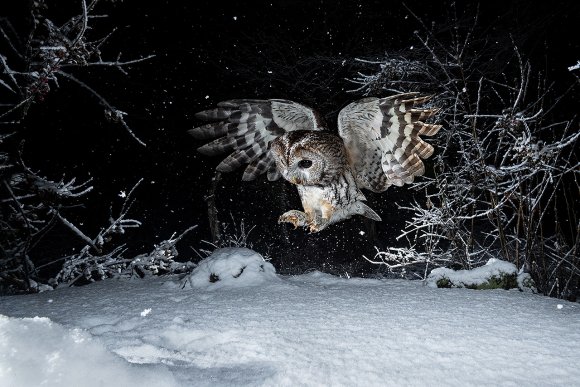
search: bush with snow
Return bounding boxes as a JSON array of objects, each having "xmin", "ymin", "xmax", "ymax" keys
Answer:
[
  {"xmin": 0, "ymin": 1, "xmax": 155, "ymax": 295},
  {"xmin": 55, "ymin": 226, "xmax": 197, "ymax": 287},
  {"xmin": 427, "ymin": 258, "xmax": 535, "ymax": 291},
  {"xmin": 185, "ymin": 247, "xmax": 278, "ymax": 289},
  {"xmin": 349, "ymin": 14, "xmax": 579, "ymax": 301}
]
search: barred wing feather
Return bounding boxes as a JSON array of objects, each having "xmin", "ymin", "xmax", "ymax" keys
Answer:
[
  {"xmin": 338, "ymin": 93, "xmax": 441, "ymax": 192},
  {"xmin": 189, "ymin": 99, "xmax": 325, "ymax": 181}
]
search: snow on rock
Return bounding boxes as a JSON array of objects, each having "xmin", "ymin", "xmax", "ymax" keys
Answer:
[
  {"xmin": 427, "ymin": 258, "xmax": 520, "ymax": 289},
  {"xmin": 0, "ymin": 315, "xmax": 177, "ymax": 387},
  {"xmin": 185, "ymin": 247, "xmax": 278, "ymax": 290}
]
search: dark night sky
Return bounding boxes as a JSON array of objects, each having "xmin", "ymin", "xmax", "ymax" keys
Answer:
[{"xmin": 8, "ymin": 0, "xmax": 580, "ymax": 274}]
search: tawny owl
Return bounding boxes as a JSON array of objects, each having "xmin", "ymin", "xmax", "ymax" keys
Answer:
[{"xmin": 190, "ymin": 93, "xmax": 441, "ymax": 232}]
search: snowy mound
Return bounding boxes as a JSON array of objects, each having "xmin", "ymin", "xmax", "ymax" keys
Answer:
[
  {"xmin": 427, "ymin": 258, "xmax": 520, "ymax": 290},
  {"xmin": 186, "ymin": 247, "xmax": 278, "ymax": 289},
  {"xmin": 0, "ymin": 315, "xmax": 176, "ymax": 387}
]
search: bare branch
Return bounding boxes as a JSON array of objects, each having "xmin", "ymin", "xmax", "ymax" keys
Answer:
[{"xmin": 56, "ymin": 70, "xmax": 146, "ymax": 146}]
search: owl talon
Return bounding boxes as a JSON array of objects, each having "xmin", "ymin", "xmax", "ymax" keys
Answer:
[
  {"xmin": 279, "ymin": 210, "xmax": 307, "ymax": 229},
  {"xmin": 284, "ymin": 215, "xmax": 299, "ymax": 229},
  {"xmin": 307, "ymin": 219, "xmax": 329, "ymax": 233}
]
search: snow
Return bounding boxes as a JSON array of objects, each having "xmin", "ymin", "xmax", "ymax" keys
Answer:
[
  {"xmin": 1, "ymin": 247, "xmax": 579, "ymax": 386},
  {"xmin": 0, "ymin": 316, "xmax": 176, "ymax": 387},
  {"xmin": 183, "ymin": 247, "xmax": 278, "ymax": 290},
  {"xmin": 426, "ymin": 258, "xmax": 519, "ymax": 288},
  {"xmin": 568, "ymin": 60, "xmax": 580, "ymax": 71}
]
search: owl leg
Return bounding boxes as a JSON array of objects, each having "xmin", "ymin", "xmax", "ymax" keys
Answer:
[
  {"xmin": 279, "ymin": 210, "xmax": 328, "ymax": 233},
  {"xmin": 278, "ymin": 210, "xmax": 308, "ymax": 229},
  {"xmin": 307, "ymin": 217, "xmax": 329, "ymax": 233}
]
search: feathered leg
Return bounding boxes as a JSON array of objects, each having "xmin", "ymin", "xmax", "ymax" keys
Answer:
[
  {"xmin": 279, "ymin": 169, "xmax": 382, "ymax": 233},
  {"xmin": 278, "ymin": 210, "xmax": 308, "ymax": 229}
]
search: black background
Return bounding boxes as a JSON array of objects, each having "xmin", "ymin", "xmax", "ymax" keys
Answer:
[{"xmin": 6, "ymin": 0, "xmax": 580, "ymax": 276}]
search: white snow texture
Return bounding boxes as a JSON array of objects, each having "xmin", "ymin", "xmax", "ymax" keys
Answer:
[
  {"xmin": 185, "ymin": 247, "xmax": 278, "ymax": 289},
  {"xmin": 0, "ymin": 315, "xmax": 175, "ymax": 387},
  {"xmin": 1, "ymin": 247, "xmax": 579, "ymax": 387}
]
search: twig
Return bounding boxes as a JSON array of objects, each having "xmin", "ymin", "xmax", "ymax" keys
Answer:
[{"xmin": 56, "ymin": 70, "xmax": 146, "ymax": 146}]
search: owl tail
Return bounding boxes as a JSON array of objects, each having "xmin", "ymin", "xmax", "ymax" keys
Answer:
[
  {"xmin": 357, "ymin": 202, "xmax": 382, "ymax": 222},
  {"xmin": 356, "ymin": 202, "xmax": 382, "ymax": 222}
]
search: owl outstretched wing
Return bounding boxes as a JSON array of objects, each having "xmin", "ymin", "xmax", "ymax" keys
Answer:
[
  {"xmin": 338, "ymin": 93, "xmax": 441, "ymax": 192},
  {"xmin": 189, "ymin": 99, "xmax": 325, "ymax": 181}
]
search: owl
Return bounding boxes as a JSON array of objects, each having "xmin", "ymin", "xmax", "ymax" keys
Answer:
[{"xmin": 190, "ymin": 93, "xmax": 441, "ymax": 232}]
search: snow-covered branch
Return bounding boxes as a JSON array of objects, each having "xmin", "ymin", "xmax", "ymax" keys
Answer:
[
  {"xmin": 56, "ymin": 225, "xmax": 198, "ymax": 286},
  {"xmin": 568, "ymin": 61, "xmax": 580, "ymax": 72},
  {"xmin": 0, "ymin": 0, "xmax": 153, "ymax": 145}
]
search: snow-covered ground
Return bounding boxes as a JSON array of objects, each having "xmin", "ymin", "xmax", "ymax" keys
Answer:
[{"xmin": 1, "ymin": 248, "xmax": 579, "ymax": 386}]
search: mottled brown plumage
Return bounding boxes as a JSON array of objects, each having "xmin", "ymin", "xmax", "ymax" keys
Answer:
[{"xmin": 190, "ymin": 94, "xmax": 441, "ymax": 232}]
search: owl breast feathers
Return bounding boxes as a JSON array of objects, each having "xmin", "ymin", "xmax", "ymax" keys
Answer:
[{"xmin": 190, "ymin": 94, "xmax": 441, "ymax": 232}]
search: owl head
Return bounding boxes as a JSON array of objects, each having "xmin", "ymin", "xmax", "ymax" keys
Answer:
[{"xmin": 270, "ymin": 130, "xmax": 346, "ymax": 186}]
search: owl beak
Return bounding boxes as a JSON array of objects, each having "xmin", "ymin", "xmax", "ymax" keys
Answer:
[{"xmin": 290, "ymin": 177, "xmax": 301, "ymax": 185}]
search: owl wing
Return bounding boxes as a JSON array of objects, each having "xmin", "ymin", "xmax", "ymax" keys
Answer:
[
  {"xmin": 338, "ymin": 93, "xmax": 441, "ymax": 192},
  {"xmin": 189, "ymin": 99, "xmax": 325, "ymax": 181}
]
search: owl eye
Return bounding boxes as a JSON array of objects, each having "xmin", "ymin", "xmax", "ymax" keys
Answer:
[{"xmin": 298, "ymin": 159, "xmax": 313, "ymax": 169}]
